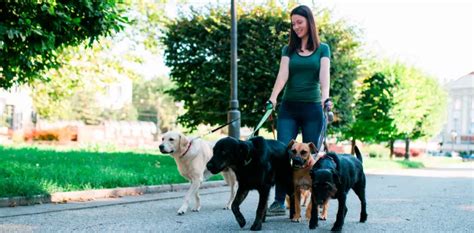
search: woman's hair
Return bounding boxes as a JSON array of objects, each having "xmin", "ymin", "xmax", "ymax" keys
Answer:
[{"xmin": 288, "ymin": 5, "xmax": 320, "ymax": 55}]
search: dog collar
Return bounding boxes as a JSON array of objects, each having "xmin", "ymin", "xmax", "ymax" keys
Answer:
[
  {"xmin": 302, "ymin": 158, "xmax": 315, "ymax": 169},
  {"xmin": 180, "ymin": 140, "xmax": 193, "ymax": 158}
]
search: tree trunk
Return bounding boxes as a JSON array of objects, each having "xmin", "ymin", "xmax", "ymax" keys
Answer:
[
  {"xmin": 404, "ymin": 136, "xmax": 410, "ymax": 160},
  {"xmin": 389, "ymin": 139, "xmax": 394, "ymax": 159},
  {"xmin": 351, "ymin": 138, "xmax": 356, "ymax": 155}
]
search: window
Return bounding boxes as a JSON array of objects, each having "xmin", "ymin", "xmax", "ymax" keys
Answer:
[{"xmin": 454, "ymin": 98, "xmax": 461, "ymax": 110}]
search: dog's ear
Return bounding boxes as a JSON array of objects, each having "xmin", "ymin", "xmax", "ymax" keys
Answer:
[
  {"xmin": 239, "ymin": 142, "xmax": 250, "ymax": 157},
  {"xmin": 179, "ymin": 133, "xmax": 189, "ymax": 152},
  {"xmin": 326, "ymin": 152, "xmax": 340, "ymax": 168},
  {"xmin": 287, "ymin": 139, "xmax": 296, "ymax": 150},
  {"xmin": 309, "ymin": 142, "xmax": 317, "ymax": 154}
]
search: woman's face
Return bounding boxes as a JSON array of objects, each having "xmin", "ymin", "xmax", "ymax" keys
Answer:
[{"xmin": 291, "ymin": 14, "xmax": 308, "ymax": 39}]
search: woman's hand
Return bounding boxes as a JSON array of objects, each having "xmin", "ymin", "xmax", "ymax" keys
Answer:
[
  {"xmin": 324, "ymin": 98, "xmax": 333, "ymax": 111},
  {"xmin": 268, "ymin": 98, "xmax": 277, "ymax": 109}
]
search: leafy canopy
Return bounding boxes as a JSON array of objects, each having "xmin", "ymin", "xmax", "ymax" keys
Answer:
[
  {"xmin": 162, "ymin": 5, "xmax": 362, "ymax": 132},
  {"xmin": 0, "ymin": 1, "xmax": 128, "ymax": 89}
]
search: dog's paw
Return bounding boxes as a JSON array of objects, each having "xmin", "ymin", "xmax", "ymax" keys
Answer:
[
  {"xmin": 250, "ymin": 222, "xmax": 262, "ymax": 231},
  {"xmin": 309, "ymin": 217, "xmax": 318, "ymax": 229},
  {"xmin": 291, "ymin": 217, "xmax": 301, "ymax": 222},
  {"xmin": 331, "ymin": 225, "xmax": 342, "ymax": 231},
  {"xmin": 360, "ymin": 213, "xmax": 368, "ymax": 222},
  {"xmin": 223, "ymin": 205, "xmax": 231, "ymax": 210},
  {"xmin": 236, "ymin": 215, "xmax": 246, "ymax": 228},
  {"xmin": 177, "ymin": 206, "xmax": 187, "ymax": 215},
  {"xmin": 318, "ymin": 216, "xmax": 327, "ymax": 221},
  {"xmin": 191, "ymin": 207, "xmax": 200, "ymax": 212},
  {"xmin": 309, "ymin": 222, "xmax": 318, "ymax": 229}
]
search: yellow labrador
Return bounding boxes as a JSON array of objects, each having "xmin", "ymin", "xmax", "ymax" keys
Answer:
[{"xmin": 159, "ymin": 131, "xmax": 237, "ymax": 215}]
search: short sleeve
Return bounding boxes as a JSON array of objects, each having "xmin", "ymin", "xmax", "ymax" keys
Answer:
[
  {"xmin": 281, "ymin": 45, "xmax": 289, "ymax": 57},
  {"xmin": 320, "ymin": 43, "xmax": 331, "ymax": 58}
]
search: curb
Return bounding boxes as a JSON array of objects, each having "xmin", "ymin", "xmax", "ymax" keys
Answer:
[{"xmin": 0, "ymin": 180, "xmax": 227, "ymax": 208}]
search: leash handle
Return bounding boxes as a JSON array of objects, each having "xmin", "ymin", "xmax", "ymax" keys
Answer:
[{"xmin": 265, "ymin": 100, "xmax": 273, "ymax": 111}]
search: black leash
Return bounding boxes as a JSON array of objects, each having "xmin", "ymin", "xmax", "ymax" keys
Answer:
[{"xmin": 192, "ymin": 117, "xmax": 241, "ymax": 140}]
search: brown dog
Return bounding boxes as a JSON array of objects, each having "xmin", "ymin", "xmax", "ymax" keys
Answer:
[{"xmin": 287, "ymin": 140, "xmax": 329, "ymax": 222}]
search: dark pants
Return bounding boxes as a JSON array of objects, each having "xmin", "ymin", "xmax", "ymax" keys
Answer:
[{"xmin": 274, "ymin": 101, "xmax": 324, "ymax": 205}]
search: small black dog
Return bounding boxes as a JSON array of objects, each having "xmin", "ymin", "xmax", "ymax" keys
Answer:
[
  {"xmin": 309, "ymin": 145, "xmax": 367, "ymax": 231},
  {"xmin": 206, "ymin": 136, "xmax": 295, "ymax": 231}
]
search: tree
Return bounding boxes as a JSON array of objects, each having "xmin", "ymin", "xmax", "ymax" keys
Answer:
[
  {"xmin": 0, "ymin": 1, "xmax": 127, "ymax": 89},
  {"xmin": 162, "ymin": 5, "xmax": 362, "ymax": 132},
  {"xmin": 31, "ymin": 39, "xmax": 139, "ymax": 123},
  {"xmin": 389, "ymin": 64, "xmax": 447, "ymax": 159},
  {"xmin": 133, "ymin": 77, "xmax": 180, "ymax": 133},
  {"xmin": 30, "ymin": 1, "xmax": 168, "ymax": 123},
  {"xmin": 352, "ymin": 71, "xmax": 397, "ymax": 153},
  {"xmin": 351, "ymin": 61, "xmax": 447, "ymax": 159}
]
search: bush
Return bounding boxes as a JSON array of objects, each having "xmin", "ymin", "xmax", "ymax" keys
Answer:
[{"xmin": 25, "ymin": 126, "xmax": 78, "ymax": 142}]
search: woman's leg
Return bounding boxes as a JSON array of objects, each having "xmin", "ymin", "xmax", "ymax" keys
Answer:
[
  {"xmin": 301, "ymin": 103, "xmax": 324, "ymax": 147},
  {"xmin": 268, "ymin": 102, "xmax": 298, "ymax": 216}
]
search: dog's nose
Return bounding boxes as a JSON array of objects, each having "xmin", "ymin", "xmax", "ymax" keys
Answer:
[
  {"xmin": 158, "ymin": 145, "xmax": 166, "ymax": 153},
  {"xmin": 206, "ymin": 162, "xmax": 214, "ymax": 171},
  {"xmin": 292, "ymin": 157, "xmax": 304, "ymax": 166}
]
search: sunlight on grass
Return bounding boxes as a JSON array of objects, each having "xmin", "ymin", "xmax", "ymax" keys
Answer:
[
  {"xmin": 0, "ymin": 145, "xmax": 195, "ymax": 197},
  {"xmin": 364, "ymin": 157, "xmax": 424, "ymax": 169}
]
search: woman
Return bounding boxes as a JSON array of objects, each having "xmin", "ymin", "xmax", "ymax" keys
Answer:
[{"xmin": 266, "ymin": 5, "xmax": 332, "ymax": 216}]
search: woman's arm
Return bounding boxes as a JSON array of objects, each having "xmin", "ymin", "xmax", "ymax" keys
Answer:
[
  {"xmin": 319, "ymin": 57, "xmax": 330, "ymax": 104},
  {"xmin": 269, "ymin": 56, "xmax": 290, "ymax": 107}
]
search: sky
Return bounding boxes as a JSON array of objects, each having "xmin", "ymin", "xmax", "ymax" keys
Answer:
[{"xmin": 156, "ymin": 0, "xmax": 474, "ymax": 83}]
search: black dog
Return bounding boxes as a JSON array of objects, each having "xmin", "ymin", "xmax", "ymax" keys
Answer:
[
  {"xmin": 206, "ymin": 136, "xmax": 295, "ymax": 231},
  {"xmin": 309, "ymin": 146, "xmax": 367, "ymax": 231}
]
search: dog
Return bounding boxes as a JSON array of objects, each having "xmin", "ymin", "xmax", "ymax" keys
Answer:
[
  {"xmin": 309, "ymin": 145, "xmax": 367, "ymax": 231},
  {"xmin": 206, "ymin": 136, "xmax": 295, "ymax": 231},
  {"xmin": 287, "ymin": 140, "xmax": 330, "ymax": 222},
  {"xmin": 159, "ymin": 131, "xmax": 237, "ymax": 215},
  {"xmin": 285, "ymin": 188, "xmax": 311, "ymax": 209}
]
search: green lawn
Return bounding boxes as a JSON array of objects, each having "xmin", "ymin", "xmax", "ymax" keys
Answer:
[
  {"xmin": 0, "ymin": 144, "xmax": 463, "ymax": 198},
  {"xmin": 0, "ymin": 145, "xmax": 221, "ymax": 198}
]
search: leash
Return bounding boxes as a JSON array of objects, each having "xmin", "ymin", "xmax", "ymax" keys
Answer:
[
  {"xmin": 315, "ymin": 99, "xmax": 334, "ymax": 153},
  {"xmin": 247, "ymin": 101, "xmax": 274, "ymax": 139},
  {"xmin": 199, "ymin": 117, "xmax": 241, "ymax": 139},
  {"xmin": 179, "ymin": 118, "xmax": 240, "ymax": 158}
]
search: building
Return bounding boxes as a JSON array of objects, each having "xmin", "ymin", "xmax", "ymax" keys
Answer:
[
  {"xmin": 442, "ymin": 72, "xmax": 474, "ymax": 152},
  {"xmin": 0, "ymin": 86, "xmax": 34, "ymax": 133}
]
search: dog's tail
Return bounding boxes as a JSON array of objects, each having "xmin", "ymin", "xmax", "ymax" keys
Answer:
[{"xmin": 354, "ymin": 145, "xmax": 363, "ymax": 163}]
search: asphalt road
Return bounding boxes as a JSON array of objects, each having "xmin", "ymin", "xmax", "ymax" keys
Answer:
[{"xmin": 1, "ymin": 166, "xmax": 473, "ymax": 233}]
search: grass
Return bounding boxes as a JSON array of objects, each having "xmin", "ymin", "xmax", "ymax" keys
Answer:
[
  {"xmin": 0, "ymin": 144, "xmax": 465, "ymax": 198},
  {"xmin": 363, "ymin": 157, "xmax": 425, "ymax": 169},
  {"xmin": 0, "ymin": 145, "xmax": 222, "ymax": 198}
]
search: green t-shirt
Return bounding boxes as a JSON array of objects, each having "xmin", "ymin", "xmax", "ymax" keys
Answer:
[{"xmin": 281, "ymin": 43, "xmax": 331, "ymax": 103}]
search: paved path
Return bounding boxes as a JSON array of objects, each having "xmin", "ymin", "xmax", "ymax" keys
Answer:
[{"xmin": 1, "ymin": 166, "xmax": 473, "ymax": 232}]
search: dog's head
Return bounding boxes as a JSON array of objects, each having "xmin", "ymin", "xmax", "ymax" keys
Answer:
[
  {"xmin": 206, "ymin": 136, "xmax": 251, "ymax": 174},
  {"xmin": 311, "ymin": 153, "xmax": 341, "ymax": 204},
  {"xmin": 158, "ymin": 131, "xmax": 189, "ymax": 156},
  {"xmin": 287, "ymin": 140, "xmax": 317, "ymax": 168}
]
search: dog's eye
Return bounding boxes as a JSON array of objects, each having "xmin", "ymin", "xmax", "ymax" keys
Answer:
[
  {"xmin": 169, "ymin": 138, "xmax": 174, "ymax": 141},
  {"xmin": 291, "ymin": 149, "xmax": 297, "ymax": 154},
  {"xmin": 301, "ymin": 150, "xmax": 307, "ymax": 155}
]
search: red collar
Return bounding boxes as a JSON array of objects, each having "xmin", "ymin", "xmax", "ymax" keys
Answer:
[
  {"xmin": 180, "ymin": 140, "xmax": 193, "ymax": 158},
  {"xmin": 301, "ymin": 157, "xmax": 316, "ymax": 169}
]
